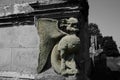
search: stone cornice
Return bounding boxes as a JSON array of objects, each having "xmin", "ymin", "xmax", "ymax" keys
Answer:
[{"xmin": 0, "ymin": 0, "xmax": 88, "ymax": 27}]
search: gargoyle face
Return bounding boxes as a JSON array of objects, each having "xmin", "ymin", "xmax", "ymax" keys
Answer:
[{"xmin": 66, "ymin": 17, "xmax": 79, "ymax": 32}]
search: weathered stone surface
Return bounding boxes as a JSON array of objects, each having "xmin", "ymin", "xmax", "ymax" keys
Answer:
[
  {"xmin": 35, "ymin": 68, "xmax": 89, "ymax": 80},
  {"xmin": 0, "ymin": 0, "xmax": 65, "ymax": 6},
  {"xmin": 11, "ymin": 48, "xmax": 39, "ymax": 74},
  {"xmin": 0, "ymin": 27, "xmax": 17, "ymax": 48},
  {"xmin": 0, "ymin": 25, "xmax": 39, "ymax": 48},
  {"xmin": 0, "ymin": 24, "xmax": 40, "ymax": 73},
  {"xmin": 0, "ymin": 71, "xmax": 35, "ymax": 80},
  {"xmin": 35, "ymin": 68, "xmax": 65, "ymax": 80},
  {"xmin": 36, "ymin": 75, "xmax": 65, "ymax": 80},
  {"xmin": 0, "ymin": 77, "xmax": 32, "ymax": 80},
  {"xmin": 0, "ymin": 48, "xmax": 12, "ymax": 71},
  {"xmin": 14, "ymin": 25, "xmax": 39, "ymax": 48},
  {"xmin": 0, "ymin": 0, "xmax": 89, "ymax": 79},
  {"xmin": 51, "ymin": 17, "xmax": 80, "ymax": 75}
]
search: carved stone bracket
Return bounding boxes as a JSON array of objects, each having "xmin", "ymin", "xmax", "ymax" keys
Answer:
[{"xmin": 35, "ymin": 0, "xmax": 90, "ymax": 80}]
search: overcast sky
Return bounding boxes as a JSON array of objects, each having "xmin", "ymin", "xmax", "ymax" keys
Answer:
[{"xmin": 89, "ymin": 0, "xmax": 120, "ymax": 47}]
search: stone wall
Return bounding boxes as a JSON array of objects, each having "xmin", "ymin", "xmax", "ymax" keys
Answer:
[
  {"xmin": 0, "ymin": 0, "xmax": 63, "ymax": 6},
  {"xmin": 0, "ymin": 25, "xmax": 39, "ymax": 74}
]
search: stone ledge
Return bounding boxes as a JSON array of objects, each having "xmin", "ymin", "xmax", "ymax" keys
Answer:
[
  {"xmin": 0, "ymin": 71, "xmax": 35, "ymax": 80},
  {"xmin": 0, "ymin": 69, "xmax": 89, "ymax": 80},
  {"xmin": 35, "ymin": 68, "xmax": 89, "ymax": 80}
]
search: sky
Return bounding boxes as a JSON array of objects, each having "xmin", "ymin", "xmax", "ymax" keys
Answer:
[{"xmin": 88, "ymin": 0, "xmax": 120, "ymax": 47}]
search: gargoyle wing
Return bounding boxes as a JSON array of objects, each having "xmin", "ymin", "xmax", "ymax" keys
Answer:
[{"xmin": 37, "ymin": 18, "xmax": 66, "ymax": 73}]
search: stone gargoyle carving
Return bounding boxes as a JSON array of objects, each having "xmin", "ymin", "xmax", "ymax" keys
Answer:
[{"xmin": 37, "ymin": 17, "xmax": 80, "ymax": 75}]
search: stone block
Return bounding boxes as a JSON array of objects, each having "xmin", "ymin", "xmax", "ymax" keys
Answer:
[
  {"xmin": 0, "ymin": 25, "xmax": 39, "ymax": 48},
  {"xmin": 15, "ymin": 25, "xmax": 39, "ymax": 48},
  {"xmin": 0, "ymin": 48, "xmax": 12, "ymax": 71},
  {"xmin": 0, "ymin": 27, "xmax": 17, "ymax": 48},
  {"xmin": 11, "ymin": 48, "xmax": 39, "ymax": 74}
]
